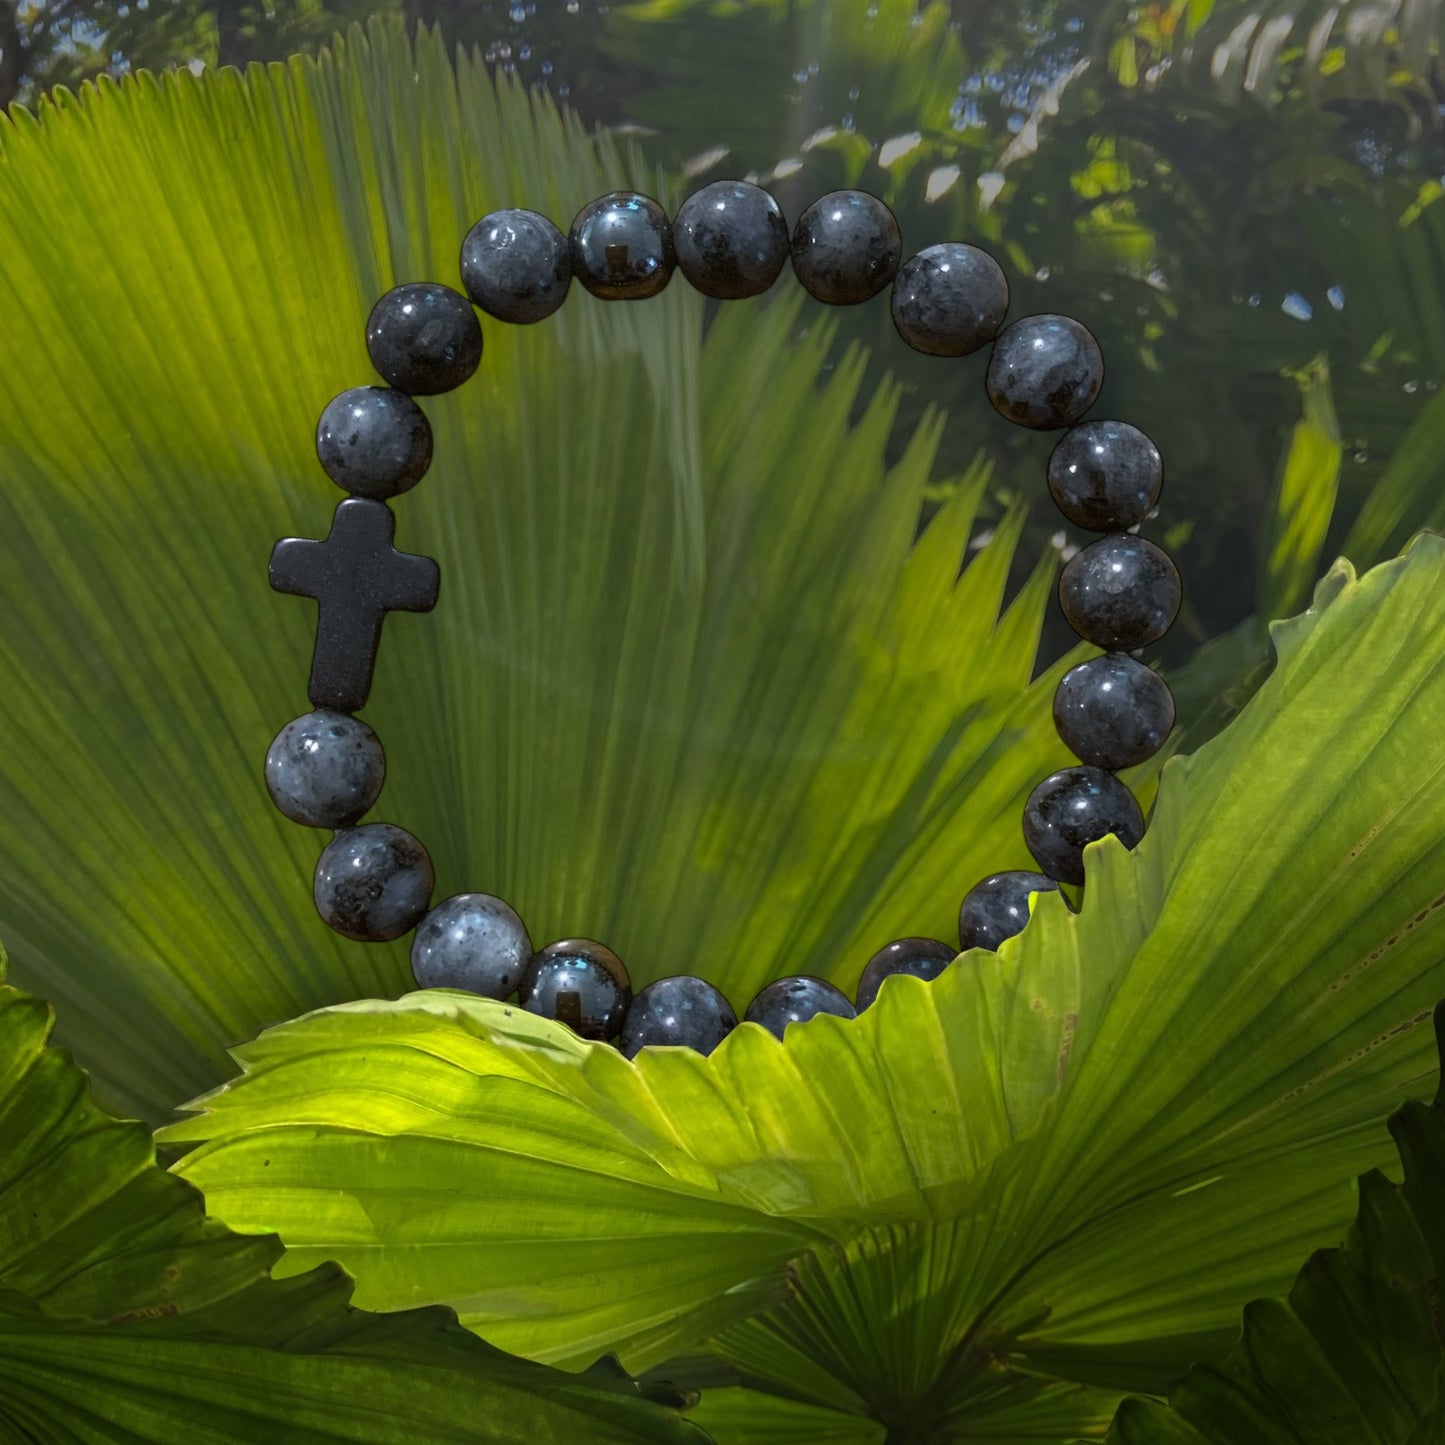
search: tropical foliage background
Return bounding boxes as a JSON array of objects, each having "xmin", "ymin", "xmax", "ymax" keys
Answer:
[{"xmin": 2, "ymin": 1, "xmax": 1445, "ymax": 1440}]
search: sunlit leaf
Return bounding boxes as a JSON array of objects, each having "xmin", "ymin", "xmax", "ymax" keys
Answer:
[
  {"xmin": 0, "ymin": 976, "xmax": 707, "ymax": 1443},
  {"xmin": 0, "ymin": 18, "xmax": 1088, "ymax": 1125},
  {"xmin": 1103, "ymin": 1005, "xmax": 1445, "ymax": 1444},
  {"xmin": 163, "ymin": 532, "xmax": 1445, "ymax": 1434}
]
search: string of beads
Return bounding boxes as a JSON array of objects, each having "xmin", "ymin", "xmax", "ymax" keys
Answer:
[{"xmin": 266, "ymin": 182, "xmax": 1181, "ymax": 1054}]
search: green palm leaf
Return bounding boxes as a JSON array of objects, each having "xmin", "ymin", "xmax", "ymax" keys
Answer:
[
  {"xmin": 0, "ymin": 974, "xmax": 706, "ymax": 1443},
  {"xmin": 1103, "ymin": 1003, "xmax": 1445, "ymax": 1444},
  {"xmin": 161, "ymin": 531, "xmax": 1445, "ymax": 1436},
  {"xmin": 0, "ymin": 17, "xmax": 1106, "ymax": 1125}
]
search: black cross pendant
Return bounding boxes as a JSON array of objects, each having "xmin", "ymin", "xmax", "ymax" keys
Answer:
[{"xmin": 269, "ymin": 498, "xmax": 440, "ymax": 713}]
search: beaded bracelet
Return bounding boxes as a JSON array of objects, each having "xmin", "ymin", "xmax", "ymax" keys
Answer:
[{"xmin": 265, "ymin": 182, "xmax": 1181, "ymax": 1057}]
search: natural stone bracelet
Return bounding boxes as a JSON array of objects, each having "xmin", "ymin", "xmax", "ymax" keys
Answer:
[{"xmin": 265, "ymin": 182, "xmax": 1181, "ymax": 1057}]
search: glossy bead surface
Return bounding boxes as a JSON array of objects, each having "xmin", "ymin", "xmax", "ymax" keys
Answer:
[
  {"xmin": 854, "ymin": 937, "xmax": 955, "ymax": 1011},
  {"xmin": 265, "ymin": 708, "xmax": 384, "ymax": 829},
  {"xmin": 1023, "ymin": 766, "xmax": 1145, "ymax": 887},
  {"xmin": 618, "ymin": 975, "xmax": 738, "ymax": 1059},
  {"xmin": 410, "ymin": 893, "xmax": 532, "ymax": 999},
  {"xmin": 365, "ymin": 282, "xmax": 482, "ymax": 395},
  {"xmin": 459, "ymin": 208, "xmax": 572, "ymax": 324},
  {"xmin": 1059, "ymin": 534, "xmax": 1182, "ymax": 650},
  {"xmin": 519, "ymin": 938, "xmax": 632, "ymax": 1040},
  {"xmin": 313, "ymin": 822, "xmax": 433, "ymax": 941},
  {"xmin": 890, "ymin": 243, "xmax": 1009, "ymax": 356},
  {"xmin": 569, "ymin": 192, "xmax": 675, "ymax": 301},
  {"xmin": 1048, "ymin": 419, "xmax": 1163, "ymax": 532},
  {"xmin": 1054, "ymin": 653, "xmax": 1175, "ymax": 771},
  {"xmin": 986, "ymin": 313, "xmax": 1103, "ymax": 430},
  {"xmin": 959, "ymin": 871, "xmax": 1072, "ymax": 952},
  {"xmin": 790, "ymin": 190, "xmax": 901, "ymax": 305},
  {"xmin": 315, "ymin": 387, "xmax": 432, "ymax": 500},
  {"xmin": 673, "ymin": 180, "xmax": 789, "ymax": 299},
  {"xmin": 744, "ymin": 975, "xmax": 856, "ymax": 1039}
]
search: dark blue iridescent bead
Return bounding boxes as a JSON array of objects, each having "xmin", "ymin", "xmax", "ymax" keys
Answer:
[
  {"xmin": 958, "ymin": 871, "xmax": 1072, "ymax": 952},
  {"xmin": 265, "ymin": 708, "xmax": 384, "ymax": 829},
  {"xmin": 1053, "ymin": 653, "xmax": 1175, "ymax": 771},
  {"xmin": 744, "ymin": 975, "xmax": 855, "ymax": 1040},
  {"xmin": 854, "ymin": 938, "xmax": 955, "ymax": 1011},
  {"xmin": 1023, "ymin": 766, "xmax": 1145, "ymax": 887},
  {"xmin": 569, "ymin": 192, "xmax": 675, "ymax": 301},
  {"xmin": 315, "ymin": 386, "xmax": 432, "ymax": 501},
  {"xmin": 790, "ymin": 190, "xmax": 901, "ymax": 305},
  {"xmin": 1058, "ymin": 534, "xmax": 1182, "ymax": 650},
  {"xmin": 411, "ymin": 893, "xmax": 533, "ymax": 999},
  {"xmin": 673, "ymin": 181, "xmax": 790, "ymax": 300},
  {"xmin": 986, "ymin": 313, "xmax": 1103, "ymax": 430},
  {"xmin": 519, "ymin": 938, "xmax": 632, "ymax": 1040},
  {"xmin": 618, "ymin": 975, "xmax": 738, "ymax": 1059},
  {"xmin": 313, "ymin": 822, "xmax": 434, "ymax": 941},
  {"xmin": 365, "ymin": 282, "xmax": 483, "ymax": 396},
  {"xmin": 890, "ymin": 243, "xmax": 1009, "ymax": 357},
  {"xmin": 1048, "ymin": 420, "xmax": 1163, "ymax": 532},
  {"xmin": 459, "ymin": 208, "xmax": 572, "ymax": 324}
]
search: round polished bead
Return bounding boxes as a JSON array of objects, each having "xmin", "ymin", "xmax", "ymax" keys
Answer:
[
  {"xmin": 618, "ymin": 975, "xmax": 738, "ymax": 1059},
  {"xmin": 1054, "ymin": 653, "xmax": 1175, "ymax": 771},
  {"xmin": 790, "ymin": 190, "xmax": 901, "ymax": 305},
  {"xmin": 313, "ymin": 822, "xmax": 433, "ymax": 941},
  {"xmin": 1048, "ymin": 419, "xmax": 1163, "ymax": 531},
  {"xmin": 365, "ymin": 282, "xmax": 483, "ymax": 395},
  {"xmin": 890, "ymin": 243, "xmax": 1009, "ymax": 356},
  {"xmin": 986, "ymin": 313, "xmax": 1103, "ymax": 430},
  {"xmin": 569, "ymin": 192, "xmax": 675, "ymax": 301},
  {"xmin": 744, "ymin": 975, "xmax": 856, "ymax": 1039},
  {"xmin": 1059, "ymin": 534, "xmax": 1182, "ymax": 650},
  {"xmin": 410, "ymin": 893, "xmax": 533, "ymax": 999},
  {"xmin": 959, "ymin": 871, "xmax": 1073, "ymax": 952},
  {"xmin": 315, "ymin": 386, "xmax": 432, "ymax": 500},
  {"xmin": 854, "ymin": 937, "xmax": 955, "ymax": 1011},
  {"xmin": 673, "ymin": 180, "xmax": 790, "ymax": 300},
  {"xmin": 459, "ymin": 208, "xmax": 572, "ymax": 324},
  {"xmin": 265, "ymin": 709, "xmax": 385, "ymax": 829},
  {"xmin": 519, "ymin": 938, "xmax": 632, "ymax": 1040},
  {"xmin": 1023, "ymin": 766, "xmax": 1145, "ymax": 887}
]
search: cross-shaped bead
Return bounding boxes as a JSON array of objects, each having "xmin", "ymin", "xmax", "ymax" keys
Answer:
[{"xmin": 269, "ymin": 498, "xmax": 440, "ymax": 713}]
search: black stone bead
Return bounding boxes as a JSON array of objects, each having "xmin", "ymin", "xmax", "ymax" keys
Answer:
[
  {"xmin": 265, "ymin": 708, "xmax": 385, "ymax": 829},
  {"xmin": 519, "ymin": 938, "xmax": 632, "ymax": 1040},
  {"xmin": 1058, "ymin": 534, "xmax": 1182, "ymax": 650},
  {"xmin": 986, "ymin": 313, "xmax": 1103, "ymax": 430},
  {"xmin": 673, "ymin": 180, "xmax": 790, "ymax": 300},
  {"xmin": 890, "ymin": 243, "xmax": 1009, "ymax": 357},
  {"xmin": 744, "ymin": 975, "xmax": 856, "ymax": 1040},
  {"xmin": 959, "ymin": 871, "xmax": 1073, "ymax": 952},
  {"xmin": 365, "ymin": 282, "xmax": 483, "ymax": 395},
  {"xmin": 1053, "ymin": 653, "xmax": 1175, "ymax": 771},
  {"xmin": 315, "ymin": 386, "xmax": 433, "ymax": 501},
  {"xmin": 411, "ymin": 893, "xmax": 532, "ymax": 999},
  {"xmin": 1047, "ymin": 419, "xmax": 1163, "ymax": 532},
  {"xmin": 790, "ymin": 190, "xmax": 901, "ymax": 305},
  {"xmin": 1022, "ymin": 766, "xmax": 1145, "ymax": 887},
  {"xmin": 854, "ymin": 937, "xmax": 955, "ymax": 1011},
  {"xmin": 618, "ymin": 975, "xmax": 738, "ymax": 1059},
  {"xmin": 459, "ymin": 208, "xmax": 572, "ymax": 324},
  {"xmin": 569, "ymin": 192, "xmax": 675, "ymax": 301},
  {"xmin": 313, "ymin": 822, "xmax": 434, "ymax": 942}
]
